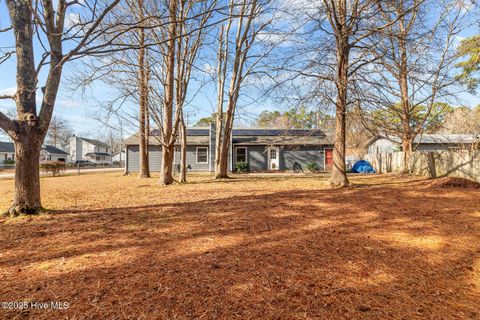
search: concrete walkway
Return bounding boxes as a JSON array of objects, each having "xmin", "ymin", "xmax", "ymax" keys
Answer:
[{"xmin": 0, "ymin": 167, "xmax": 123, "ymax": 179}]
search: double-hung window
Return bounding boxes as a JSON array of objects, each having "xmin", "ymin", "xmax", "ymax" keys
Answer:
[
  {"xmin": 196, "ymin": 147, "xmax": 208, "ymax": 164},
  {"xmin": 236, "ymin": 147, "xmax": 247, "ymax": 163}
]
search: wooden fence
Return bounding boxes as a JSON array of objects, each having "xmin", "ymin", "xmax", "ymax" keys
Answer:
[{"xmin": 364, "ymin": 150, "xmax": 480, "ymax": 182}]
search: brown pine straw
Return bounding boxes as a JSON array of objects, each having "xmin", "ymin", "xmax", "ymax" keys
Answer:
[{"xmin": 0, "ymin": 172, "xmax": 479, "ymax": 319}]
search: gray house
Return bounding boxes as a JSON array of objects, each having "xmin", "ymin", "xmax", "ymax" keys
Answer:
[
  {"xmin": 124, "ymin": 124, "xmax": 333, "ymax": 173},
  {"xmin": 367, "ymin": 134, "xmax": 479, "ymax": 154}
]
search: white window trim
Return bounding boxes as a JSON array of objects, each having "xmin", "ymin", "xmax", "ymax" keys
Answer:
[
  {"xmin": 196, "ymin": 146, "xmax": 209, "ymax": 164},
  {"xmin": 267, "ymin": 146, "xmax": 280, "ymax": 170},
  {"xmin": 235, "ymin": 146, "xmax": 248, "ymax": 163}
]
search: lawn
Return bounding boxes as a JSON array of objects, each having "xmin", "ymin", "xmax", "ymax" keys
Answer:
[{"xmin": 0, "ymin": 172, "xmax": 479, "ymax": 319}]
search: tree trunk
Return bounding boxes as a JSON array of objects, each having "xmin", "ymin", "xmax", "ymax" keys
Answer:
[
  {"xmin": 215, "ymin": 142, "xmax": 230, "ymax": 179},
  {"xmin": 215, "ymin": 116, "xmax": 232, "ymax": 179},
  {"xmin": 138, "ymin": 0, "xmax": 150, "ymax": 179},
  {"xmin": 179, "ymin": 115, "xmax": 187, "ymax": 183},
  {"xmin": 329, "ymin": 40, "xmax": 350, "ymax": 187},
  {"xmin": 139, "ymin": 113, "xmax": 150, "ymax": 178},
  {"xmin": 214, "ymin": 130, "xmax": 226, "ymax": 179},
  {"xmin": 160, "ymin": 144, "xmax": 175, "ymax": 185},
  {"xmin": 402, "ymin": 138, "xmax": 413, "ymax": 173},
  {"xmin": 159, "ymin": 0, "xmax": 177, "ymax": 186},
  {"xmin": 329, "ymin": 92, "xmax": 349, "ymax": 186},
  {"xmin": 7, "ymin": 137, "xmax": 42, "ymax": 216}
]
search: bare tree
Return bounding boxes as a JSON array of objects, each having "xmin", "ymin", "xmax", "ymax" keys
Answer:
[
  {"xmin": 46, "ymin": 115, "xmax": 72, "ymax": 150},
  {"xmin": 137, "ymin": 0, "xmax": 152, "ymax": 178},
  {"xmin": 70, "ymin": 0, "xmax": 156, "ymax": 178},
  {"xmin": 272, "ymin": 0, "xmax": 423, "ymax": 186},
  {"xmin": 439, "ymin": 105, "xmax": 480, "ymax": 134},
  {"xmin": 361, "ymin": 0, "xmax": 470, "ymax": 170},
  {"xmin": 214, "ymin": 0, "xmax": 273, "ymax": 179},
  {"xmin": 0, "ymin": 0, "xmax": 124, "ymax": 216},
  {"xmin": 300, "ymin": 0, "xmax": 390, "ymax": 186},
  {"xmin": 148, "ymin": 0, "xmax": 216, "ymax": 185}
]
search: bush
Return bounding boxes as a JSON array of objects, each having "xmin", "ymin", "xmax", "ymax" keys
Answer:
[
  {"xmin": 40, "ymin": 161, "xmax": 66, "ymax": 177},
  {"xmin": 305, "ymin": 161, "xmax": 320, "ymax": 173},
  {"xmin": 235, "ymin": 161, "xmax": 249, "ymax": 173},
  {"xmin": 3, "ymin": 159, "xmax": 14, "ymax": 165}
]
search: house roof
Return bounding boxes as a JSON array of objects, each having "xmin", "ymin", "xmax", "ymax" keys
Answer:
[
  {"xmin": 125, "ymin": 127, "xmax": 331, "ymax": 146},
  {"xmin": 149, "ymin": 128, "xmax": 209, "ymax": 136},
  {"xmin": 42, "ymin": 145, "xmax": 68, "ymax": 155},
  {"xmin": 80, "ymin": 137, "xmax": 110, "ymax": 148},
  {"xmin": 125, "ymin": 134, "xmax": 210, "ymax": 145},
  {"xmin": 372, "ymin": 134, "xmax": 479, "ymax": 146},
  {"xmin": 232, "ymin": 128, "xmax": 326, "ymax": 136},
  {"xmin": 0, "ymin": 141, "xmax": 14, "ymax": 153},
  {"xmin": 85, "ymin": 152, "xmax": 112, "ymax": 157},
  {"xmin": 413, "ymin": 134, "xmax": 479, "ymax": 144},
  {"xmin": 233, "ymin": 135, "xmax": 332, "ymax": 146}
]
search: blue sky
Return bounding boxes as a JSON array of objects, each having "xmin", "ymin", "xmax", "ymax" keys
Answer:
[{"xmin": 0, "ymin": 1, "xmax": 479, "ymax": 142}]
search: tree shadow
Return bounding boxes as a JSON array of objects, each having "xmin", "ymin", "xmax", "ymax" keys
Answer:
[{"xmin": 0, "ymin": 180, "xmax": 479, "ymax": 319}]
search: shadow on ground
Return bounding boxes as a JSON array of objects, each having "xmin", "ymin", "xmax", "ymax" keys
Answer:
[{"xmin": 0, "ymin": 176, "xmax": 479, "ymax": 319}]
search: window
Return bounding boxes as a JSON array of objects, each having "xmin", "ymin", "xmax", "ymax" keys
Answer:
[
  {"xmin": 236, "ymin": 147, "xmax": 247, "ymax": 163},
  {"xmin": 270, "ymin": 148, "xmax": 277, "ymax": 160},
  {"xmin": 196, "ymin": 147, "xmax": 208, "ymax": 164}
]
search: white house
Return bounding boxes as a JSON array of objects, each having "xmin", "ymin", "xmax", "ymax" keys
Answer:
[
  {"xmin": 69, "ymin": 136, "xmax": 112, "ymax": 164},
  {"xmin": 40, "ymin": 145, "xmax": 69, "ymax": 162},
  {"xmin": 112, "ymin": 150, "xmax": 125, "ymax": 166},
  {"xmin": 0, "ymin": 141, "xmax": 15, "ymax": 167},
  {"xmin": 1, "ymin": 141, "xmax": 68, "ymax": 166}
]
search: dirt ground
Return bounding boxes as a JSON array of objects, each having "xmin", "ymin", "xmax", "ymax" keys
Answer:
[{"xmin": 0, "ymin": 172, "xmax": 479, "ymax": 319}]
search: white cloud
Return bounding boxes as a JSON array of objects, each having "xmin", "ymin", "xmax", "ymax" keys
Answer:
[{"xmin": 0, "ymin": 87, "xmax": 17, "ymax": 96}]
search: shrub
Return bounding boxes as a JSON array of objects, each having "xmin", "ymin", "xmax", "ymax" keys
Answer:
[
  {"xmin": 3, "ymin": 159, "xmax": 15, "ymax": 165},
  {"xmin": 40, "ymin": 161, "xmax": 66, "ymax": 177},
  {"xmin": 235, "ymin": 161, "xmax": 249, "ymax": 173},
  {"xmin": 305, "ymin": 161, "xmax": 320, "ymax": 173}
]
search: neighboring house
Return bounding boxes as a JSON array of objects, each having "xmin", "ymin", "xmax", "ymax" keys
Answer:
[
  {"xmin": 124, "ymin": 124, "xmax": 334, "ymax": 173},
  {"xmin": 1, "ymin": 141, "xmax": 68, "ymax": 165},
  {"xmin": 0, "ymin": 141, "xmax": 15, "ymax": 166},
  {"xmin": 40, "ymin": 145, "xmax": 69, "ymax": 162},
  {"xmin": 367, "ymin": 134, "xmax": 480, "ymax": 154},
  {"xmin": 69, "ymin": 136, "xmax": 112, "ymax": 164},
  {"xmin": 112, "ymin": 151, "xmax": 126, "ymax": 166}
]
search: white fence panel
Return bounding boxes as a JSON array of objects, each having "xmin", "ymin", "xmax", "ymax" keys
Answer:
[{"xmin": 365, "ymin": 150, "xmax": 480, "ymax": 182}]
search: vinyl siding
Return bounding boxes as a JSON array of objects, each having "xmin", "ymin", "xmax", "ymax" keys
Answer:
[
  {"xmin": 233, "ymin": 145, "xmax": 325, "ymax": 171},
  {"xmin": 127, "ymin": 145, "xmax": 209, "ymax": 172},
  {"xmin": 127, "ymin": 145, "xmax": 162, "ymax": 172},
  {"xmin": 128, "ymin": 143, "xmax": 328, "ymax": 172},
  {"xmin": 280, "ymin": 146, "xmax": 325, "ymax": 171},
  {"xmin": 184, "ymin": 145, "xmax": 210, "ymax": 171},
  {"xmin": 235, "ymin": 145, "xmax": 268, "ymax": 171}
]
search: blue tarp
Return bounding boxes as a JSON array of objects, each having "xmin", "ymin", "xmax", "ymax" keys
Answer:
[{"xmin": 351, "ymin": 160, "xmax": 376, "ymax": 173}]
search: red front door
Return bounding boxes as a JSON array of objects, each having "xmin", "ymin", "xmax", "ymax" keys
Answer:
[{"xmin": 325, "ymin": 149, "xmax": 333, "ymax": 171}]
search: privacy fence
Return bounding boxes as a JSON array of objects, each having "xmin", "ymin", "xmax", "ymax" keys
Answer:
[{"xmin": 364, "ymin": 150, "xmax": 480, "ymax": 182}]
